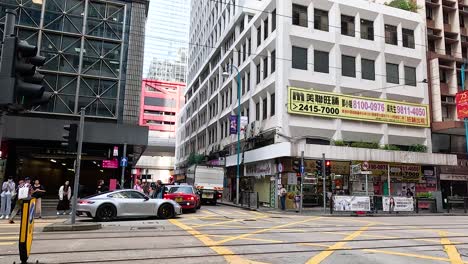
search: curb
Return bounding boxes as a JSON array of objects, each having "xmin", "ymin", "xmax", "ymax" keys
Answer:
[
  {"xmin": 43, "ymin": 222, "xmax": 102, "ymax": 232},
  {"xmin": 218, "ymin": 201, "xmax": 258, "ymax": 211}
]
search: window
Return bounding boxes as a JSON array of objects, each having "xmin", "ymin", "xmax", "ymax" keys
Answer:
[
  {"xmin": 361, "ymin": 58, "xmax": 375, "ymax": 80},
  {"xmin": 256, "ymin": 102, "xmax": 260, "ymax": 120},
  {"xmin": 360, "ymin": 19, "xmax": 374, "ymax": 40},
  {"xmin": 271, "ymin": 50, "xmax": 276, "ymax": 73},
  {"xmin": 402, "ymin": 28, "xmax": 415, "ymax": 48},
  {"xmin": 263, "ymin": 98, "xmax": 267, "ymax": 120},
  {"xmin": 270, "ymin": 93, "xmax": 275, "ymax": 116},
  {"xmin": 257, "ymin": 26, "xmax": 261, "ymax": 46},
  {"xmin": 440, "ymin": 70, "xmax": 447, "ymax": 83},
  {"xmin": 385, "ymin": 25, "xmax": 398, "ymax": 45},
  {"xmin": 445, "ymin": 44, "xmax": 452, "ymax": 56},
  {"xmin": 242, "ymin": 75, "xmax": 246, "ymax": 95},
  {"xmin": 240, "ymin": 17, "xmax": 245, "ymax": 33},
  {"xmin": 342, "ymin": 55, "xmax": 356, "ymax": 77},
  {"xmin": 404, "ymin": 66, "xmax": 416, "ymax": 86},
  {"xmin": 292, "ymin": 4, "xmax": 308, "ymax": 27},
  {"xmin": 256, "ymin": 63, "xmax": 261, "ymax": 84},
  {"xmin": 443, "ymin": 12, "xmax": 449, "ymax": 24},
  {"xmin": 292, "ymin": 46, "xmax": 308, "ymax": 70},
  {"xmin": 427, "ymin": 8, "xmax": 433, "ymax": 20},
  {"xmin": 341, "ymin": 15, "xmax": 355, "ymax": 37},
  {"xmin": 272, "ymin": 9, "xmax": 276, "ymax": 31},
  {"xmin": 247, "ymin": 72, "xmax": 250, "ymax": 91},
  {"xmin": 126, "ymin": 191, "xmax": 146, "ymax": 199},
  {"xmin": 314, "ymin": 9, "xmax": 328, "ymax": 31},
  {"xmin": 386, "ymin": 63, "xmax": 399, "ymax": 84},
  {"xmin": 264, "ymin": 17, "xmax": 269, "ymax": 40},
  {"xmin": 314, "ymin": 50, "xmax": 329, "ymax": 73}
]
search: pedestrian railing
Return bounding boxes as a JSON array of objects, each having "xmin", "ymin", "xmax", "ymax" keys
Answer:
[{"xmin": 447, "ymin": 197, "xmax": 468, "ymax": 213}]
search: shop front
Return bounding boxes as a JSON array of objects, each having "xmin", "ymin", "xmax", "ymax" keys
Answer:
[{"xmin": 244, "ymin": 160, "xmax": 277, "ymax": 208}]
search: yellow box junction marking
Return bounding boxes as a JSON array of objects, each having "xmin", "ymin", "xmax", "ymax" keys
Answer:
[
  {"xmin": 439, "ymin": 231, "xmax": 464, "ymax": 264},
  {"xmin": 305, "ymin": 224, "xmax": 373, "ymax": 264}
]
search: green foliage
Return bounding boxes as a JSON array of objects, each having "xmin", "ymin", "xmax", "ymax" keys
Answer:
[
  {"xmin": 350, "ymin": 142, "xmax": 379, "ymax": 149},
  {"xmin": 409, "ymin": 144, "xmax": 427, "ymax": 153},
  {"xmin": 187, "ymin": 153, "xmax": 205, "ymax": 166},
  {"xmin": 416, "ymin": 192, "xmax": 433, "ymax": 198},
  {"xmin": 385, "ymin": 0, "xmax": 419, "ymax": 12},
  {"xmin": 333, "ymin": 140, "xmax": 347, "ymax": 146},
  {"xmin": 382, "ymin": 144, "xmax": 401, "ymax": 151}
]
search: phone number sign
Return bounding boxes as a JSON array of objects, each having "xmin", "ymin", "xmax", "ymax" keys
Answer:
[{"xmin": 288, "ymin": 87, "xmax": 430, "ymax": 127}]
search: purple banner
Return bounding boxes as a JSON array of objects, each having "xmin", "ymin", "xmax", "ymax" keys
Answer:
[
  {"xmin": 230, "ymin": 115, "xmax": 238, "ymax": 135},
  {"xmin": 102, "ymin": 159, "xmax": 118, "ymax": 169}
]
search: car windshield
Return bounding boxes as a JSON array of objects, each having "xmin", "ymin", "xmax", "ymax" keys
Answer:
[{"xmin": 168, "ymin": 186, "xmax": 193, "ymax": 194}]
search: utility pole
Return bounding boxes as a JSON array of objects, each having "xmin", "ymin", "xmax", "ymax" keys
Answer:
[
  {"xmin": 322, "ymin": 153, "xmax": 326, "ymax": 212},
  {"xmin": 300, "ymin": 151, "xmax": 304, "ymax": 213},
  {"xmin": 121, "ymin": 143, "xmax": 127, "ymax": 188},
  {"xmin": 71, "ymin": 108, "xmax": 85, "ymax": 224}
]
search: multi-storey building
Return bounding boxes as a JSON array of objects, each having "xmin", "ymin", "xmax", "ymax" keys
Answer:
[
  {"xmin": 142, "ymin": 0, "xmax": 190, "ymax": 79},
  {"xmin": 136, "ymin": 79, "xmax": 185, "ymax": 184},
  {"xmin": 0, "ymin": 0, "xmax": 149, "ymax": 194},
  {"xmin": 176, "ymin": 0, "xmax": 457, "ymax": 208},
  {"xmin": 423, "ymin": 0, "xmax": 468, "ymax": 200}
]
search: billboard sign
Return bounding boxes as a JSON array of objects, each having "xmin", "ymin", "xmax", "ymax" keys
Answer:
[
  {"xmin": 102, "ymin": 159, "xmax": 118, "ymax": 169},
  {"xmin": 288, "ymin": 87, "xmax": 430, "ymax": 127},
  {"xmin": 456, "ymin": 90, "xmax": 468, "ymax": 119}
]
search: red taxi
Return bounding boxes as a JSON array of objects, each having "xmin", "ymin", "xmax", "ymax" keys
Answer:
[{"xmin": 164, "ymin": 185, "xmax": 201, "ymax": 212}]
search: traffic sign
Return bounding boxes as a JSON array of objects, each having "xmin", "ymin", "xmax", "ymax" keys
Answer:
[
  {"xmin": 362, "ymin": 161, "xmax": 369, "ymax": 171},
  {"xmin": 120, "ymin": 157, "xmax": 128, "ymax": 167},
  {"xmin": 278, "ymin": 163, "xmax": 283, "ymax": 173},
  {"xmin": 300, "ymin": 165, "xmax": 305, "ymax": 174}
]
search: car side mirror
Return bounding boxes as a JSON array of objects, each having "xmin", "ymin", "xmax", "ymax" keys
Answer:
[{"xmin": 144, "ymin": 196, "xmax": 150, "ymax": 201}]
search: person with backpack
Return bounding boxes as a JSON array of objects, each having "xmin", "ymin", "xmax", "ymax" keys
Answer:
[{"xmin": 279, "ymin": 185, "xmax": 287, "ymax": 211}]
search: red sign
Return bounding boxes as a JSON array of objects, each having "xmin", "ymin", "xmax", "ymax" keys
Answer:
[
  {"xmin": 456, "ymin": 91, "xmax": 468, "ymax": 119},
  {"xmin": 102, "ymin": 159, "xmax": 118, "ymax": 169}
]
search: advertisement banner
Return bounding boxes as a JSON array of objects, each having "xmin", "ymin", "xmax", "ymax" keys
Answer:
[
  {"xmin": 288, "ymin": 87, "xmax": 430, "ymax": 127},
  {"xmin": 456, "ymin": 90, "xmax": 468, "ymax": 119},
  {"xmin": 229, "ymin": 115, "xmax": 238, "ymax": 135},
  {"xmin": 102, "ymin": 159, "xmax": 118, "ymax": 169},
  {"xmin": 333, "ymin": 196, "xmax": 370, "ymax": 211},
  {"xmin": 351, "ymin": 162, "xmax": 422, "ymax": 182},
  {"xmin": 383, "ymin": 196, "xmax": 414, "ymax": 212}
]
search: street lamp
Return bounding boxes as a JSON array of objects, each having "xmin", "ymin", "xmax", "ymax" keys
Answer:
[{"xmin": 222, "ymin": 65, "xmax": 241, "ymax": 205}]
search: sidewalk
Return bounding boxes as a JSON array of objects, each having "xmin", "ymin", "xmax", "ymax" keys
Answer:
[{"xmin": 218, "ymin": 200, "xmax": 468, "ymax": 217}]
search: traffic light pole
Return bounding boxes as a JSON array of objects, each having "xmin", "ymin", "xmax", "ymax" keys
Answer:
[
  {"xmin": 121, "ymin": 143, "xmax": 127, "ymax": 188},
  {"xmin": 322, "ymin": 153, "xmax": 326, "ymax": 212},
  {"xmin": 71, "ymin": 108, "xmax": 85, "ymax": 225},
  {"xmin": 300, "ymin": 151, "xmax": 304, "ymax": 214}
]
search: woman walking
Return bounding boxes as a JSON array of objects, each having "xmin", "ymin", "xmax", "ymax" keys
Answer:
[
  {"xmin": 0, "ymin": 177, "xmax": 15, "ymax": 219},
  {"xmin": 57, "ymin": 181, "xmax": 71, "ymax": 215},
  {"xmin": 32, "ymin": 179, "xmax": 46, "ymax": 218}
]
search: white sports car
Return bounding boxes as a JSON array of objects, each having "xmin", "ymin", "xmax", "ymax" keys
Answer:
[{"xmin": 76, "ymin": 189, "xmax": 182, "ymax": 221}]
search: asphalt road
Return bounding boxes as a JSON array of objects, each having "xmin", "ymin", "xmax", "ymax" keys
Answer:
[{"xmin": 1, "ymin": 205, "xmax": 468, "ymax": 264}]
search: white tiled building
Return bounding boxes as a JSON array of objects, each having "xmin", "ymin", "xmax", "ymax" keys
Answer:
[{"xmin": 176, "ymin": 0, "xmax": 456, "ymax": 206}]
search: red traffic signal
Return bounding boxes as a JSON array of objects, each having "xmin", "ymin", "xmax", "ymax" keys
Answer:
[{"xmin": 326, "ymin": 160, "xmax": 331, "ymax": 166}]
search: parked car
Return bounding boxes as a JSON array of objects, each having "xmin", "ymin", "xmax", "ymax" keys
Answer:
[
  {"xmin": 164, "ymin": 185, "xmax": 201, "ymax": 212},
  {"xmin": 76, "ymin": 189, "xmax": 182, "ymax": 221}
]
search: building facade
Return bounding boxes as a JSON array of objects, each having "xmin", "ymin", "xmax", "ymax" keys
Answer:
[
  {"xmin": 422, "ymin": 0, "xmax": 468, "ymax": 200},
  {"xmin": 176, "ymin": 0, "xmax": 457, "ymax": 208},
  {"xmin": 142, "ymin": 0, "xmax": 190, "ymax": 80},
  {"xmin": 0, "ymin": 0, "xmax": 149, "ymax": 194}
]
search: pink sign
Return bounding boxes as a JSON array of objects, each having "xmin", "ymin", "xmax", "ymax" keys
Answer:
[
  {"xmin": 109, "ymin": 179, "xmax": 117, "ymax": 191},
  {"xmin": 102, "ymin": 159, "xmax": 118, "ymax": 169}
]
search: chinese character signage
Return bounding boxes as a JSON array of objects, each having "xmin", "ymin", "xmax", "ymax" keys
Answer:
[
  {"xmin": 287, "ymin": 87, "xmax": 430, "ymax": 127},
  {"xmin": 456, "ymin": 90, "xmax": 468, "ymax": 119},
  {"xmin": 102, "ymin": 159, "xmax": 118, "ymax": 169},
  {"xmin": 230, "ymin": 115, "xmax": 238, "ymax": 135}
]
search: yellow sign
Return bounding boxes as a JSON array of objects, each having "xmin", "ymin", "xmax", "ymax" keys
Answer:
[
  {"xmin": 288, "ymin": 87, "xmax": 430, "ymax": 127},
  {"xmin": 19, "ymin": 198, "xmax": 36, "ymax": 264}
]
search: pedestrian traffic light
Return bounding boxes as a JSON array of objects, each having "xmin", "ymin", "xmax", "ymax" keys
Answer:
[
  {"xmin": 292, "ymin": 159, "xmax": 300, "ymax": 173},
  {"xmin": 325, "ymin": 160, "xmax": 331, "ymax": 176},
  {"xmin": 0, "ymin": 30, "xmax": 51, "ymax": 108},
  {"xmin": 62, "ymin": 124, "xmax": 78, "ymax": 152},
  {"xmin": 315, "ymin": 160, "xmax": 322, "ymax": 176}
]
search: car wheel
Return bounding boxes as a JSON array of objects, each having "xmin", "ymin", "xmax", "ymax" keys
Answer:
[
  {"xmin": 158, "ymin": 204, "xmax": 174, "ymax": 219},
  {"xmin": 96, "ymin": 204, "xmax": 117, "ymax": 222},
  {"xmin": 196, "ymin": 203, "xmax": 201, "ymax": 210}
]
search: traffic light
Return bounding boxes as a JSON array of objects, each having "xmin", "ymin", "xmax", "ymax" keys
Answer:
[
  {"xmin": 292, "ymin": 159, "xmax": 300, "ymax": 173},
  {"xmin": 62, "ymin": 124, "xmax": 78, "ymax": 152},
  {"xmin": 315, "ymin": 160, "xmax": 322, "ymax": 176},
  {"xmin": 325, "ymin": 160, "xmax": 331, "ymax": 176},
  {"xmin": 0, "ymin": 25, "xmax": 51, "ymax": 108}
]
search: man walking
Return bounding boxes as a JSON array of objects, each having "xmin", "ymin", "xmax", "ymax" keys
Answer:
[{"xmin": 9, "ymin": 177, "xmax": 33, "ymax": 224}]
